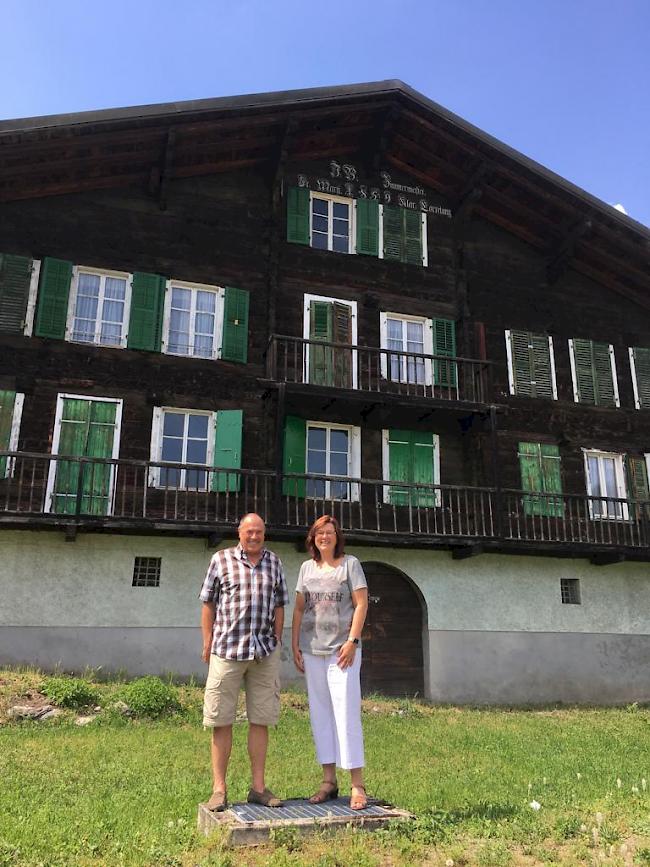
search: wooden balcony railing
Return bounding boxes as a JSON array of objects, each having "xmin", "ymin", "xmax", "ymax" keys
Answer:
[
  {"xmin": 265, "ymin": 334, "xmax": 494, "ymax": 404},
  {"xmin": 2, "ymin": 452, "xmax": 650, "ymax": 552}
]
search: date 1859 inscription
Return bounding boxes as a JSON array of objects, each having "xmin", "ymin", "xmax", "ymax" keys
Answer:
[{"xmin": 295, "ymin": 161, "xmax": 452, "ymax": 218}]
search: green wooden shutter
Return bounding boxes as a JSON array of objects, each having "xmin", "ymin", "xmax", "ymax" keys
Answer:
[
  {"xmin": 0, "ymin": 390, "xmax": 16, "ymax": 477},
  {"xmin": 403, "ymin": 209, "xmax": 423, "ymax": 266},
  {"xmin": 382, "ymin": 206, "xmax": 403, "ymax": 261},
  {"xmin": 519, "ymin": 442, "xmax": 563, "ymax": 517},
  {"xmin": 53, "ymin": 398, "xmax": 117, "ymax": 516},
  {"xmin": 34, "ymin": 257, "xmax": 73, "ymax": 339},
  {"xmin": 572, "ymin": 339, "xmax": 597, "ymax": 404},
  {"xmin": 282, "ymin": 415, "xmax": 306, "ymax": 497},
  {"xmin": 0, "ymin": 254, "xmax": 33, "ymax": 334},
  {"xmin": 433, "ymin": 318, "xmax": 457, "ymax": 387},
  {"xmin": 356, "ymin": 199, "xmax": 379, "ymax": 256},
  {"xmin": 286, "ymin": 187, "xmax": 310, "ymax": 245},
  {"xmin": 221, "ymin": 287, "xmax": 249, "ymax": 363},
  {"xmin": 592, "ymin": 342, "xmax": 617, "ymax": 407},
  {"xmin": 127, "ymin": 272, "xmax": 166, "ymax": 352},
  {"xmin": 625, "ymin": 456, "xmax": 649, "ymax": 519},
  {"xmin": 388, "ymin": 429, "xmax": 412, "ymax": 506},
  {"xmin": 309, "ymin": 300, "xmax": 334, "ymax": 386},
  {"xmin": 332, "ymin": 302, "xmax": 353, "ymax": 389},
  {"xmin": 212, "ymin": 409, "xmax": 243, "ymax": 493},
  {"xmin": 412, "ymin": 431, "xmax": 436, "ymax": 507},
  {"xmin": 632, "ymin": 347, "xmax": 650, "ymax": 408},
  {"xmin": 509, "ymin": 331, "xmax": 554, "ymax": 398},
  {"xmin": 540, "ymin": 444, "xmax": 563, "ymax": 518}
]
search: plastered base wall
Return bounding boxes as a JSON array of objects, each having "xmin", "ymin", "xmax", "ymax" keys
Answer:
[{"xmin": 2, "ymin": 530, "xmax": 650, "ymax": 703}]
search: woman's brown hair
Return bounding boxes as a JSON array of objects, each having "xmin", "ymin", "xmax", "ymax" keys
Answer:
[{"xmin": 306, "ymin": 515, "xmax": 345, "ymax": 561}]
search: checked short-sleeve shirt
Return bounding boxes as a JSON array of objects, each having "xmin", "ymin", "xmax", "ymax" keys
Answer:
[{"xmin": 199, "ymin": 545, "xmax": 289, "ymax": 661}]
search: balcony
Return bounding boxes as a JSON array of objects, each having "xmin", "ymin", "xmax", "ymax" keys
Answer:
[
  {"xmin": 265, "ymin": 335, "xmax": 494, "ymax": 407},
  {"xmin": 1, "ymin": 451, "xmax": 649, "ymax": 560}
]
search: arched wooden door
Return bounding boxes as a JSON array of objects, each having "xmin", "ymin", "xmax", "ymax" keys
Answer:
[{"xmin": 359, "ymin": 562, "xmax": 425, "ymax": 697}]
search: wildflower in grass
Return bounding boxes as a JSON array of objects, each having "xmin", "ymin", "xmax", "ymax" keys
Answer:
[
  {"xmin": 642, "ymin": 779, "xmax": 647, "ymax": 791},
  {"xmin": 616, "ymin": 778, "xmax": 622, "ymax": 789},
  {"xmin": 529, "ymin": 800, "xmax": 541, "ymax": 811},
  {"xmin": 580, "ymin": 824, "xmax": 588, "ymax": 832},
  {"xmin": 527, "ymin": 782, "xmax": 532, "ymax": 793},
  {"xmin": 576, "ymin": 772, "xmax": 582, "ymax": 780},
  {"xmin": 445, "ymin": 860, "xmax": 454, "ymax": 867},
  {"xmin": 543, "ymin": 776, "xmax": 547, "ymax": 785},
  {"xmin": 632, "ymin": 785, "xmax": 639, "ymax": 795}
]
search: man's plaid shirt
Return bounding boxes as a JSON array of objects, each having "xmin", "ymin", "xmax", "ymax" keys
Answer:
[{"xmin": 199, "ymin": 545, "xmax": 289, "ymax": 660}]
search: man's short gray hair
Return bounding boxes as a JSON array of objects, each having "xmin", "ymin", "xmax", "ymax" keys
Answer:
[{"xmin": 238, "ymin": 513, "xmax": 265, "ymax": 529}]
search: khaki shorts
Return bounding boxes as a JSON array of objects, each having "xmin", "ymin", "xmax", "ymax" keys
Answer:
[{"xmin": 203, "ymin": 647, "xmax": 281, "ymax": 727}]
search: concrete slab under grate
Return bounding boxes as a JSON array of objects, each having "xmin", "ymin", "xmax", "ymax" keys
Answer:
[{"xmin": 197, "ymin": 796, "xmax": 413, "ymax": 846}]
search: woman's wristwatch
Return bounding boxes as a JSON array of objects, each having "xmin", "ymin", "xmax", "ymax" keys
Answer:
[{"xmin": 348, "ymin": 637, "xmax": 359, "ymax": 645}]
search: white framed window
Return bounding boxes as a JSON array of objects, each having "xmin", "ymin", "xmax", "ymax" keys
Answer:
[
  {"xmin": 161, "ymin": 280, "xmax": 225, "ymax": 360},
  {"xmin": 46, "ymin": 393, "xmax": 123, "ymax": 515},
  {"xmin": 66, "ymin": 266, "xmax": 132, "ymax": 348},
  {"xmin": 382, "ymin": 429, "xmax": 440, "ymax": 506},
  {"xmin": 310, "ymin": 193, "xmax": 356, "ymax": 254},
  {"xmin": 150, "ymin": 407, "xmax": 215, "ymax": 490},
  {"xmin": 305, "ymin": 422, "xmax": 361, "ymax": 501},
  {"xmin": 380, "ymin": 313, "xmax": 433, "ymax": 385},
  {"xmin": 583, "ymin": 449, "xmax": 628, "ymax": 520},
  {"xmin": 0, "ymin": 390, "xmax": 24, "ymax": 478},
  {"xmin": 303, "ymin": 293, "xmax": 358, "ymax": 389},
  {"xmin": 505, "ymin": 330, "xmax": 558, "ymax": 399}
]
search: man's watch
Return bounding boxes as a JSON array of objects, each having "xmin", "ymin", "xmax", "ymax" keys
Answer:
[{"xmin": 348, "ymin": 637, "xmax": 359, "ymax": 646}]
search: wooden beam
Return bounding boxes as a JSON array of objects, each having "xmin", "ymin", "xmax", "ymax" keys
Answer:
[
  {"xmin": 452, "ymin": 543, "xmax": 484, "ymax": 560},
  {"xmin": 158, "ymin": 128, "xmax": 176, "ymax": 211},
  {"xmin": 590, "ymin": 552, "xmax": 626, "ymax": 566},
  {"xmin": 547, "ymin": 219, "xmax": 592, "ymax": 284}
]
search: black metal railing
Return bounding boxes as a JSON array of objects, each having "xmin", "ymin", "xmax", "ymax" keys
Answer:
[
  {"xmin": 266, "ymin": 335, "xmax": 493, "ymax": 404},
  {"xmin": 2, "ymin": 452, "xmax": 650, "ymax": 551}
]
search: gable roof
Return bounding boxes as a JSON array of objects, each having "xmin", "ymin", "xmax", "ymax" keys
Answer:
[{"xmin": 1, "ymin": 80, "xmax": 648, "ymax": 305}]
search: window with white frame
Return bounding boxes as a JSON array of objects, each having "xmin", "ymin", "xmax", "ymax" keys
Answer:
[
  {"xmin": 150, "ymin": 408, "xmax": 214, "ymax": 490},
  {"xmin": 380, "ymin": 313, "xmax": 432, "ymax": 385},
  {"xmin": 583, "ymin": 450, "xmax": 628, "ymax": 519},
  {"xmin": 306, "ymin": 422, "xmax": 360, "ymax": 500},
  {"xmin": 66, "ymin": 267, "xmax": 132, "ymax": 347},
  {"xmin": 310, "ymin": 193, "xmax": 355, "ymax": 254},
  {"xmin": 162, "ymin": 281, "xmax": 224, "ymax": 359}
]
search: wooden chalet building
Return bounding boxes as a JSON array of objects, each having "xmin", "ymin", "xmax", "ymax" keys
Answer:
[{"xmin": 1, "ymin": 81, "xmax": 650, "ymax": 703}]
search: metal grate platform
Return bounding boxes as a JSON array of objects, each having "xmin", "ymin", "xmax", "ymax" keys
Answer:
[
  {"xmin": 230, "ymin": 797, "xmax": 392, "ymax": 823},
  {"xmin": 198, "ymin": 796, "xmax": 413, "ymax": 846}
]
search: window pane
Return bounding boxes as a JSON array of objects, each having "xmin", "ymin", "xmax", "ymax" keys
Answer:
[
  {"xmin": 330, "ymin": 452, "xmax": 348, "ymax": 476},
  {"xmin": 171, "ymin": 287, "xmax": 191, "ymax": 310},
  {"xmin": 160, "ymin": 466, "xmax": 181, "ymax": 487},
  {"xmin": 307, "ymin": 450, "xmax": 327, "ymax": 474},
  {"xmin": 186, "ymin": 439, "xmax": 208, "ymax": 464},
  {"xmin": 194, "ymin": 335, "xmax": 213, "ymax": 357},
  {"xmin": 333, "ymin": 202, "xmax": 349, "ymax": 219},
  {"xmin": 100, "ymin": 323, "xmax": 122, "ymax": 345},
  {"xmin": 387, "ymin": 319, "xmax": 403, "ymax": 342},
  {"xmin": 330, "ymin": 480, "xmax": 349, "ymax": 499},
  {"xmin": 104, "ymin": 277, "xmax": 126, "ymax": 300},
  {"xmin": 406, "ymin": 321, "xmax": 424, "ymax": 352},
  {"xmin": 307, "ymin": 478, "xmax": 326, "ymax": 498},
  {"xmin": 588, "ymin": 456, "xmax": 601, "ymax": 496},
  {"xmin": 196, "ymin": 291, "xmax": 216, "ymax": 313},
  {"xmin": 195, "ymin": 313, "xmax": 215, "ymax": 335},
  {"xmin": 163, "ymin": 413, "xmax": 185, "ymax": 437},
  {"xmin": 185, "ymin": 468, "xmax": 207, "ymax": 490},
  {"xmin": 161, "ymin": 437, "xmax": 183, "ymax": 463},
  {"xmin": 308, "ymin": 427, "xmax": 327, "ymax": 450},
  {"xmin": 329, "ymin": 429, "xmax": 349, "ymax": 453},
  {"xmin": 312, "ymin": 232, "xmax": 328, "ymax": 250},
  {"xmin": 78, "ymin": 274, "xmax": 100, "ymax": 296},
  {"xmin": 188, "ymin": 414, "xmax": 209, "ymax": 438},
  {"xmin": 312, "ymin": 215, "xmax": 328, "ymax": 233},
  {"xmin": 312, "ymin": 198, "xmax": 328, "ymax": 216},
  {"xmin": 332, "ymin": 235, "xmax": 348, "ymax": 253},
  {"xmin": 603, "ymin": 458, "xmax": 617, "ymax": 498}
]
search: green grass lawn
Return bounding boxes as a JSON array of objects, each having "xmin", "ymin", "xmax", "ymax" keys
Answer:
[{"xmin": 1, "ymin": 671, "xmax": 650, "ymax": 866}]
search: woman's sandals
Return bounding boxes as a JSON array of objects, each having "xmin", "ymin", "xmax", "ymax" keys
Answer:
[
  {"xmin": 350, "ymin": 785, "xmax": 368, "ymax": 810},
  {"xmin": 308, "ymin": 780, "xmax": 339, "ymax": 803}
]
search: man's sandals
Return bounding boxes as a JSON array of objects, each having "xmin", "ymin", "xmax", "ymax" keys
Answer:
[
  {"xmin": 309, "ymin": 779, "xmax": 339, "ymax": 803},
  {"xmin": 247, "ymin": 787, "xmax": 284, "ymax": 807},
  {"xmin": 206, "ymin": 791, "xmax": 228, "ymax": 812}
]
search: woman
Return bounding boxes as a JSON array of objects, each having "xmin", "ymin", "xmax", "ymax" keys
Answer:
[{"xmin": 292, "ymin": 515, "xmax": 369, "ymax": 809}]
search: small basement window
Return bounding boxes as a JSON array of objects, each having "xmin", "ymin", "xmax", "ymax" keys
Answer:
[
  {"xmin": 560, "ymin": 578, "xmax": 581, "ymax": 605},
  {"xmin": 132, "ymin": 557, "xmax": 161, "ymax": 587}
]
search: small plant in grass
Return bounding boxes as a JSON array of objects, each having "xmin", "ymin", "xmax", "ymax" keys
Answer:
[
  {"xmin": 119, "ymin": 676, "xmax": 180, "ymax": 717},
  {"xmin": 41, "ymin": 675, "xmax": 100, "ymax": 708},
  {"xmin": 555, "ymin": 815, "xmax": 583, "ymax": 840},
  {"xmin": 270, "ymin": 825, "xmax": 301, "ymax": 852},
  {"xmin": 636, "ymin": 847, "xmax": 650, "ymax": 865}
]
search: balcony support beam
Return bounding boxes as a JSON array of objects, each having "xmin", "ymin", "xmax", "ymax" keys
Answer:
[
  {"xmin": 452, "ymin": 543, "xmax": 484, "ymax": 560},
  {"xmin": 590, "ymin": 552, "xmax": 626, "ymax": 566}
]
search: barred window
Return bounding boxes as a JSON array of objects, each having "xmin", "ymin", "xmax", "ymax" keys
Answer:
[
  {"xmin": 132, "ymin": 557, "xmax": 161, "ymax": 588},
  {"xmin": 560, "ymin": 578, "xmax": 581, "ymax": 605}
]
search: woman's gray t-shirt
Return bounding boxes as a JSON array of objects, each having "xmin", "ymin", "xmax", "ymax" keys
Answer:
[{"xmin": 296, "ymin": 555, "xmax": 367, "ymax": 656}]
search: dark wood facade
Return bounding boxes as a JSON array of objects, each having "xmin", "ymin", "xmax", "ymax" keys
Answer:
[{"xmin": 2, "ymin": 81, "xmax": 650, "ymax": 562}]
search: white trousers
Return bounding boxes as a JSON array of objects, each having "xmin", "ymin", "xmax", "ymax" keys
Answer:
[{"xmin": 302, "ymin": 649, "xmax": 365, "ymax": 770}]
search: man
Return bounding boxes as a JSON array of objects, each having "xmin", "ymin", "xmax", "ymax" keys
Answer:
[{"xmin": 200, "ymin": 512, "xmax": 289, "ymax": 811}]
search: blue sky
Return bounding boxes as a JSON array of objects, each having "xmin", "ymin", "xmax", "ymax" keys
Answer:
[{"xmin": 2, "ymin": 0, "xmax": 649, "ymax": 226}]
